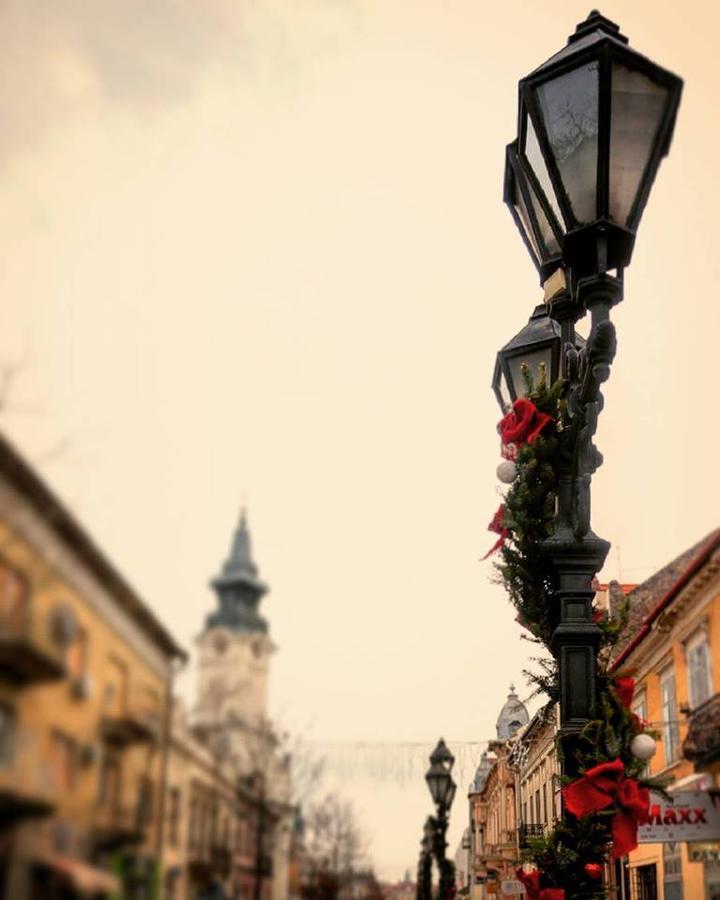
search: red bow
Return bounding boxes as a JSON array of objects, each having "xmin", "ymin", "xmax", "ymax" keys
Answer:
[
  {"xmin": 482, "ymin": 504, "xmax": 509, "ymax": 560},
  {"xmin": 614, "ymin": 676, "xmax": 636, "ymax": 709},
  {"xmin": 516, "ymin": 868, "xmax": 565, "ymax": 900},
  {"xmin": 498, "ymin": 398, "xmax": 552, "ymax": 447},
  {"xmin": 563, "ymin": 759, "xmax": 649, "ymax": 857}
]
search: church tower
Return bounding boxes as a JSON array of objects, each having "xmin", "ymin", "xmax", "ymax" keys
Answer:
[{"xmin": 195, "ymin": 510, "xmax": 275, "ymax": 731}]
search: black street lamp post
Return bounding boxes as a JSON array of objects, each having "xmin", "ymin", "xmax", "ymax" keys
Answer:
[
  {"xmin": 425, "ymin": 739, "xmax": 457, "ymax": 899},
  {"xmin": 496, "ymin": 5, "xmax": 682, "ymax": 858}
]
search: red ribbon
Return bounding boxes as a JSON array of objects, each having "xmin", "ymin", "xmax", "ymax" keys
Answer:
[
  {"xmin": 562, "ymin": 759, "xmax": 649, "ymax": 858},
  {"xmin": 482, "ymin": 504, "xmax": 509, "ymax": 560},
  {"xmin": 613, "ymin": 676, "xmax": 636, "ymax": 709},
  {"xmin": 516, "ymin": 868, "xmax": 565, "ymax": 900},
  {"xmin": 498, "ymin": 398, "xmax": 552, "ymax": 447}
]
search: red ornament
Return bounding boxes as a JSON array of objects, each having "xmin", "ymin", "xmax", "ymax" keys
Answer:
[
  {"xmin": 563, "ymin": 759, "xmax": 650, "ymax": 858},
  {"xmin": 614, "ymin": 676, "xmax": 636, "ymax": 709},
  {"xmin": 584, "ymin": 863, "xmax": 603, "ymax": 880},
  {"xmin": 516, "ymin": 868, "xmax": 565, "ymax": 900},
  {"xmin": 498, "ymin": 398, "xmax": 552, "ymax": 447},
  {"xmin": 482, "ymin": 504, "xmax": 510, "ymax": 560}
]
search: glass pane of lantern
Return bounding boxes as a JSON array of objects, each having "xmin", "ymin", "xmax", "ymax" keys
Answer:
[
  {"xmin": 508, "ymin": 347, "xmax": 552, "ymax": 398},
  {"xmin": 524, "ymin": 169, "xmax": 561, "ymax": 256},
  {"xmin": 497, "ymin": 368, "xmax": 511, "ymax": 411},
  {"xmin": 513, "ymin": 183, "xmax": 541, "ymax": 262},
  {"xmin": 609, "ymin": 63, "xmax": 668, "ymax": 226},
  {"xmin": 536, "ymin": 62, "xmax": 599, "ymax": 224},
  {"xmin": 524, "ymin": 114, "xmax": 565, "ymax": 231}
]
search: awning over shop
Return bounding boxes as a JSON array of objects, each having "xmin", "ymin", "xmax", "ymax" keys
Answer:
[
  {"xmin": 38, "ymin": 854, "xmax": 120, "ymax": 895},
  {"xmin": 668, "ymin": 772, "xmax": 713, "ymax": 793}
]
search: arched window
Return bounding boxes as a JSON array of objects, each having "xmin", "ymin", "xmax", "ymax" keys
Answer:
[{"xmin": 0, "ymin": 560, "xmax": 28, "ymax": 633}]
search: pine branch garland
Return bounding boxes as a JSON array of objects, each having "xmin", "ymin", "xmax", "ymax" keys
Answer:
[{"xmin": 487, "ymin": 364, "xmax": 664, "ymax": 896}]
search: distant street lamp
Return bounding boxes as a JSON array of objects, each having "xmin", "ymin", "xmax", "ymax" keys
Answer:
[{"xmin": 425, "ymin": 739, "xmax": 457, "ymax": 899}]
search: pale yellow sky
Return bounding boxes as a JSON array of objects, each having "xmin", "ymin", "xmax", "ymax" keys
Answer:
[{"xmin": 0, "ymin": 0, "xmax": 717, "ymax": 880}]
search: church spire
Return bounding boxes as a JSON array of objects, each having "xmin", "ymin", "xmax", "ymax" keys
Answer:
[
  {"xmin": 205, "ymin": 507, "xmax": 269, "ymax": 634},
  {"xmin": 219, "ymin": 508, "xmax": 261, "ymax": 585}
]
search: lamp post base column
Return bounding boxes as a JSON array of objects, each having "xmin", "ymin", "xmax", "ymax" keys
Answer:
[{"xmin": 543, "ymin": 529, "xmax": 609, "ymax": 780}]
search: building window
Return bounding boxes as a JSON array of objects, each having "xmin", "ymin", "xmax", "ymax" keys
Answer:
[
  {"xmin": 631, "ymin": 692, "xmax": 650, "ymax": 777},
  {"xmin": 168, "ymin": 787, "xmax": 181, "ymax": 847},
  {"xmin": 660, "ymin": 667, "xmax": 680, "ymax": 765},
  {"xmin": 66, "ymin": 627, "xmax": 87, "ymax": 680},
  {"xmin": 0, "ymin": 705, "xmax": 15, "ymax": 767},
  {"xmin": 631, "ymin": 863, "xmax": 658, "ymax": 900},
  {"xmin": 0, "ymin": 560, "xmax": 27, "ymax": 632},
  {"xmin": 687, "ymin": 631, "xmax": 713, "ymax": 709},
  {"xmin": 104, "ymin": 657, "xmax": 128, "ymax": 716},
  {"xmin": 663, "ymin": 842, "xmax": 683, "ymax": 900},
  {"xmin": 138, "ymin": 775, "xmax": 154, "ymax": 820},
  {"xmin": 98, "ymin": 751, "xmax": 121, "ymax": 808},
  {"xmin": 49, "ymin": 731, "xmax": 77, "ymax": 793}
]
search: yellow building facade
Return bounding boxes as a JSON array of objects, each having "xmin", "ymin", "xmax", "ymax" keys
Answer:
[
  {"xmin": 162, "ymin": 700, "xmax": 277, "ymax": 900},
  {"xmin": 0, "ymin": 433, "xmax": 186, "ymax": 898},
  {"xmin": 615, "ymin": 529, "xmax": 720, "ymax": 900}
]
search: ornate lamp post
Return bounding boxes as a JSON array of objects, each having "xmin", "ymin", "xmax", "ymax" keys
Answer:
[
  {"xmin": 490, "ymin": 12, "xmax": 682, "ymax": 895},
  {"xmin": 425, "ymin": 738, "xmax": 457, "ymax": 899},
  {"xmin": 497, "ymin": 8, "xmax": 682, "ymax": 777}
]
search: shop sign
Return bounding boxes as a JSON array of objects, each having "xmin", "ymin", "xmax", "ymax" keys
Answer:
[
  {"xmin": 638, "ymin": 791, "xmax": 720, "ymax": 843},
  {"xmin": 688, "ymin": 841, "xmax": 720, "ymax": 862}
]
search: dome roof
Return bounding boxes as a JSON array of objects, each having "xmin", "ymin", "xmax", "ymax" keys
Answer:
[
  {"xmin": 470, "ymin": 750, "xmax": 494, "ymax": 793},
  {"xmin": 496, "ymin": 684, "xmax": 529, "ymax": 740}
]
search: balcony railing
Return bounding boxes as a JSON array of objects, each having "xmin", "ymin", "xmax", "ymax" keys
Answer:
[
  {"xmin": 0, "ymin": 604, "xmax": 65, "ymax": 685},
  {"xmin": 683, "ymin": 693, "xmax": 720, "ymax": 768},
  {"xmin": 100, "ymin": 688, "xmax": 162, "ymax": 747},
  {"xmin": 0, "ymin": 728, "xmax": 58, "ymax": 822},
  {"xmin": 518, "ymin": 823, "xmax": 545, "ymax": 848},
  {"xmin": 92, "ymin": 802, "xmax": 146, "ymax": 851},
  {"xmin": 210, "ymin": 843, "xmax": 233, "ymax": 878}
]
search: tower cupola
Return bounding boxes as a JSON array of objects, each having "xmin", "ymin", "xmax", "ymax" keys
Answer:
[
  {"xmin": 495, "ymin": 684, "xmax": 529, "ymax": 740},
  {"xmin": 205, "ymin": 509, "xmax": 269, "ymax": 634}
]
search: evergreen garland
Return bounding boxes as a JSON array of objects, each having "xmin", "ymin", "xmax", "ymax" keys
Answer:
[
  {"xmin": 494, "ymin": 363, "xmax": 563, "ymax": 646},
  {"xmin": 487, "ymin": 363, "xmax": 665, "ymax": 898}
]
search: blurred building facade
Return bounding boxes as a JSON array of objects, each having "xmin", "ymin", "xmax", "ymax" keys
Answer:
[
  {"xmin": 468, "ymin": 687, "xmax": 528, "ymax": 898},
  {"xmin": 0, "ymin": 435, "xmax": 295, "ymax": 900},
  {"xmin": 0, "ymin": 432, "xmax": 186, "ymax": 898},
  {"xmin": 470, "ymin": 530, "xmax": 720, "ymax": 900},
  {"xmin": 616, "ymin": 529, "xmax": 720, "ymax": 900},
  {"xmin": 508, "ymin": 707, "xmax": 559, "ymax": 858},
  {"xmin": 162, "ymin": 700, "xmax": 278, "ymax": 900}
]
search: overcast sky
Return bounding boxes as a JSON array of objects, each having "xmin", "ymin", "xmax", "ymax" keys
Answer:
[{"xmin": 1, "ymin": 0, "xmax": 718, "ymax": 880}]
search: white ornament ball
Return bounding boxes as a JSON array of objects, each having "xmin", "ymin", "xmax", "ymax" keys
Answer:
[
  {"xmin": 630, "ymin": 733, "xmax": 657, "ymax": 761},
  {"xmin": 497, "ymin": 460, "xmax": 518, "ymax": 484}
]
